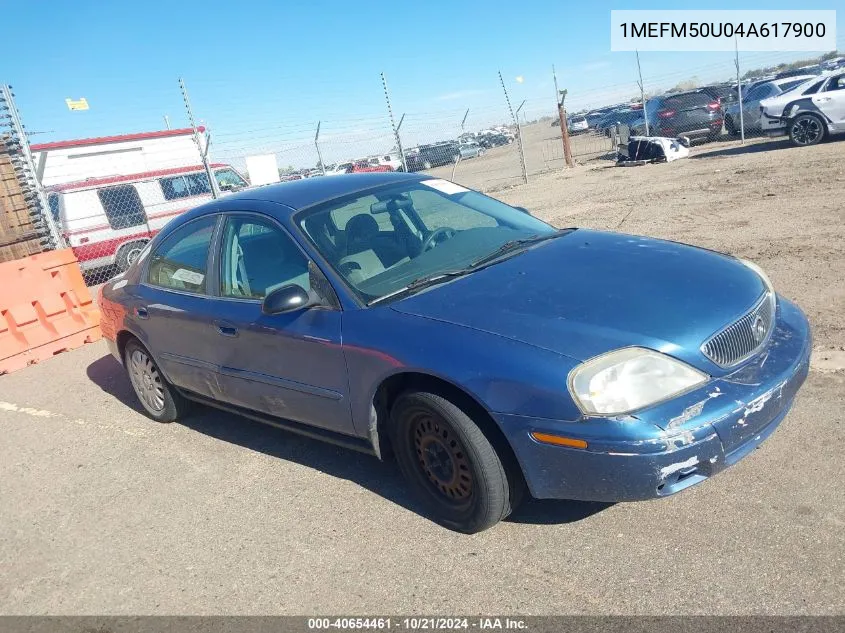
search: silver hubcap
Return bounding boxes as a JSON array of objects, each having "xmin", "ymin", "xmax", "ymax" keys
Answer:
[
  {"xmin": 792, "ymin": 117, "xmax": 821, "ymax": 145},
  {"xmin": 129, "ymin": 349, "xmax": 165, "ymax": 413}
]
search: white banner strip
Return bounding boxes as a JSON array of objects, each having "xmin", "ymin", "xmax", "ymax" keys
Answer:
[{"xmin": 611, "ymin": 10, "xmax": 837, "ymax": 52}]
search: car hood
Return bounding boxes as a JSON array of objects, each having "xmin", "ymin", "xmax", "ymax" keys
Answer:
[{"xmin": 390, "ymin": 229, "xmax": 765, "ymax": 371}]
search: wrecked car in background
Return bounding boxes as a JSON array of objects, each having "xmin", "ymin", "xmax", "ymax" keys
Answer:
[{"xmin": 98, "ymin": 173, "xmax": 812, "ymax": 533}]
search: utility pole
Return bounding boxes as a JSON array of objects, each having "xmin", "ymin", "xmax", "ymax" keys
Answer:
[
  {"xmin": 498, "ymin": 71, "xmax": 528, "ymax": 184},
  {"xmin": 314, "ymin": 121, "xmax": 326, "ymax": 175},
  {"xmin": 1, "ymin": 84, "xmax": 63, "ymax": 248},
  {"xmin": 179, "ymin": 77, "xmax": 219, "ymax": 199},
  {"xmin": 735, "ymin": 38, "xmax": 746, "ymax": 144},
  {"xmin": 461, "ymin": 108, "xmax": 469, "ymax": 131},
  {"xmin": 381, "ymin": 72, "xmax": 407, "ymax": 172},
  {"xmin": 552, "ymin": 65, "xmax": 574, "ymax": 168},
  {"xmin": 635, "ymin": 51, "xmax": 650, "ymax": 136}
]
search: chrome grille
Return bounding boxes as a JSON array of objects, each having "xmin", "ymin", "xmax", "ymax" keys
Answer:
[{"xmin": 702, "ymin": 293, "xmax": 775, "ymax": 367}]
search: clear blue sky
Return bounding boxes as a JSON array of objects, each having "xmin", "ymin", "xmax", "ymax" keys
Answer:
[{"xmin": 6, "ymin": 0, "xmax": 843, "ymax": 164}]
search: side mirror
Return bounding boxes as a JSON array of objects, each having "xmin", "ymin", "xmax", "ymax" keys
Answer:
[
  {"xmin": 514, "ymin": 206, "xmax": 531, "ymax": 215},
  {"xmin": 262, "ymin": 284, "xmax": 311, "ymax": 315}
]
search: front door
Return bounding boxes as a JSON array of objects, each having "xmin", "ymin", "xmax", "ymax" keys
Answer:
[
  {"xmin": 816, "ymin": 73, "xmax": 845, "ymax": 128},
  {"xmin": 210, "ymin": 213, "xmax": 355, "ymax": 435}
]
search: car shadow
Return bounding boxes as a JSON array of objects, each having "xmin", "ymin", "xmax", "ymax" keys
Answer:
[
  {"xmin": 689, "ymin": 137, "xmax": 794, "ymax": 159},
  {"xmin": 86, "ymin": 354, "xmax": 610, "ymax": 529}
]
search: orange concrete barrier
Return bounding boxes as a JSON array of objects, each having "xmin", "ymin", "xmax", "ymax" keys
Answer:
[{"xmin": 0, "ymin": 248, "xmax": 101, "ymax": 374}]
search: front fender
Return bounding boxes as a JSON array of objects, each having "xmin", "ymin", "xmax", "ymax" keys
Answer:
[{"xmin": 340, "ymin": 306, "xmax": 587, "ymax": 438}]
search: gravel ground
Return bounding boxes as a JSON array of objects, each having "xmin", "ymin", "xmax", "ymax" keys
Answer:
[{"xmin": 1, "ymin": 135, "xmax": 843, "ymax": 615}]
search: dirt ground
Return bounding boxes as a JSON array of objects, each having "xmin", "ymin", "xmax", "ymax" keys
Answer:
[{"xmin": 0, "ymin": 134, "xmax": 843, "ymax": 616}]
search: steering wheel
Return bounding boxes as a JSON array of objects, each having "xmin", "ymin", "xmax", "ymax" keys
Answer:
[{"xmin": 421, "ymin": 227, "xmax": 456, "ymax": 252}]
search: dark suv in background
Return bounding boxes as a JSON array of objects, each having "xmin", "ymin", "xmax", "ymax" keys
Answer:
[
  {"xmin": 406, "ymin": 142, "xmax": 461, "ymax": 171},
  {"xmin": 645, "ymin": 88, "xmax": 724, "ymax": 142}
]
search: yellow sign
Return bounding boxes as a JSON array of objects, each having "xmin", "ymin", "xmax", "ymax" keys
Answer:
[{"xmin": 65, "ymin": 98, "xmax": 89, "ymax": 111}]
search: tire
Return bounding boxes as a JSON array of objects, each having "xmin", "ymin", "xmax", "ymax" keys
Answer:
[
  {"xmin": 390, "ymin": 391, "xmax": 516, "ymax": 533},
  {"xmin": 116, "ymin": 240, "xmax": 148, "ymax": 272},
  {"xmin": 788, "ymin": 113, "xmax": 826, "ymax": 147},
  {"xmin": 124, "ymin": 338, "xmax": 191, "ymax": 423}
]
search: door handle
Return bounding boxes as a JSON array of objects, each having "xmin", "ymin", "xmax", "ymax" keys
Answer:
[
  {"xmin": 135, "ymin": 306, "xmax": 149, "ymax": 319},
  {"xmin": 214, "ymin": 320, "xmax": 238, "ymax": 337}
]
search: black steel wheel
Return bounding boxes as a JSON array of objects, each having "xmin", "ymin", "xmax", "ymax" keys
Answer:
[
  {"xmin": 390, "ymin": 391, "xmax": 516, "ymax": 533},
  {"xmin": 789, "ymin": 114, "xmax": 825, "ymax": 147}
]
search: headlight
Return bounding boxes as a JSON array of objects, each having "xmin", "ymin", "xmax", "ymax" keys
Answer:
[{"xmin": 568, "ymin": 347, "xmax": 708, "ymax": 416}]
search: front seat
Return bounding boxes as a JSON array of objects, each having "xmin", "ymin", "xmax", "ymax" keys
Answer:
[{"xmin": 338, "ymin": 214, "xmax": 387, "ymax": 285}]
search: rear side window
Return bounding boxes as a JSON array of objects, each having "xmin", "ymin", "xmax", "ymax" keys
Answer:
[
  {"xmin": 147, "ymin": 216, "xmax": 217, "ymax": 293},
  {"xmin": 47, "ymin": 193, "xmax": 60, "ymax": 223},
  {"xmin": 160, "ymin": 173, "xmax": 211, "ymax": 200},
  {"xmin": 803, "ymin": 80, "xmax": 825, "ymax": 95},
  {"xmin": 97, "ymin": 185, "xmax": 146, "ymax": 229}
]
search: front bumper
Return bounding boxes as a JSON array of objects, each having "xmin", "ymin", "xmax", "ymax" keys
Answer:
[{"xmin": 499, "ymin": 298, "xmax": 811, "ymax": 502}]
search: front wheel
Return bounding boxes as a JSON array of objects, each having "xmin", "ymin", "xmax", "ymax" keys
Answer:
[
  {"xmin": 789, "ymin": 113, "xmax": 825, "ymax": 146},
  {"xmin": 390, "ymin": 391, "xmax": 517, "ymax": 533},
  {"xmin": 124, "ymin": 338, "xmax": 191, "ymax": 422}
]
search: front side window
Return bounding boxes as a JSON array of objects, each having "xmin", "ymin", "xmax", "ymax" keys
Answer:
[
  {"xmin": 147, "ymin": 216, "xmax": 217, "ymax": 293},
  {"xmin": 298, "ymin": 180, "xmax": 555, "ymax": 303},
  {"xmin": 160, "ymin": 173, "xmax": 211, "ymax": 200},
  {"xmin": 824, "ymin": 75, "xmax": 845, "ymax": 91},
  {"xmin": 220, "ymin": 216, "xmax": 310, "ymax": 299},
  {"xmin": 97, "ymin": 185, "xmax": 146, "ymax": 229}
]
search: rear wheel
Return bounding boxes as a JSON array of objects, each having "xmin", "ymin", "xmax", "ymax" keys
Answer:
[
  {"xmin": 789, "ymin": 113, "xmax": 825, "ymax": 146},
  {"xmin": 116, "ymin": 240, "xmax": 148, "ymax": 272},
  {"xmin": 124, "ymin": 338, "xmax": 191, "ymax": 423},
  {"xmin": 390, "ymin": 391, "xmax": 517, "ymax": 533}
]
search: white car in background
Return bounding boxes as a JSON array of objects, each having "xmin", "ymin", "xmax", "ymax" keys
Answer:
[
  {"xmin": 567, "ymin": 116, "xmax": 589, "ymax": 134},
  {"xmin": 324, "ymin": 162, "xmax": 354, "ymax": 176},
  {"xmin": 760, "ymin": 71, "xmax": 845, "ymax": 146}
]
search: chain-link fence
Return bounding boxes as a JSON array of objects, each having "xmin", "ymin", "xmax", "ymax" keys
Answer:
[
  {"xmin": 6, "ymin": 46, "xmax": 843, "ymax": 286},
  {"xmin": 0, "ymin": 85, "xmax": 60, "ymax": 263}
]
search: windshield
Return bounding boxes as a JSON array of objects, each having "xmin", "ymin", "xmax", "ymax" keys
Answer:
[{"xmin": 297, "ymin": 179, "xmax": 557, "ymax": 304}]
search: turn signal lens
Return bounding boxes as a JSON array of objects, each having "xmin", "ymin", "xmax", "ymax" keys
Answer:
[{"xmin": 530, "ymin": 432, "xmax": 588, "ymax": 449}]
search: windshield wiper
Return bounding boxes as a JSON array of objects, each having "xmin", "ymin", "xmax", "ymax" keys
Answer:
[
  {"xmin": 469, "ymin": 230, "xmax": 568, "ymax": 269},
  {"xmin": 368, "ymin": 270, "xmax": 472, "ymax": 306}
]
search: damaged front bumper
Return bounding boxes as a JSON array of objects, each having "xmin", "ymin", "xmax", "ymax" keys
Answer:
[{"xmin": 500, "ymin": 297, "xmax": 811, "ymax": 502}]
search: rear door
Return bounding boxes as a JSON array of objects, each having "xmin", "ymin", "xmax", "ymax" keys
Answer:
[
  {"xmin": 132, "ymin": 214, "xmax": 223, "ymax": 399},
  {"xmin": 663, "ymin": 92, "xmax": 717, "ymax": 134}
]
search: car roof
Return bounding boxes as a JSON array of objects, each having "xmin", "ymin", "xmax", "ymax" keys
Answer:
[{"xmin": 203, "ymin": 172, "xmax": 426, "ymax": 215}]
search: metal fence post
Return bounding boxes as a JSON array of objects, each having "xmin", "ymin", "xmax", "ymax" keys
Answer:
[
  {"xmin": 1, "ymin": 84, "xmax": 63, "ymax": 249},
  {"xmin": 179, "ymin": 77, "xmax": 219, "ymax": 198},
  {"xmin": 315, "ymin": 121, "xmax": 326, "ymax": 175},
  {"xmin": 635, "ymin": 51, "xmax": 650, "ymax": 137},
  {"xmin": 498, "ymin": 71, "xmax": 528, "ymax": 184},
  {"xmin": 552, "ymin": 66, "xmax": 574, "ymax": 168},
  {"xmin": 381, "ymin": 72, "xmax": 407, "ymax": 172},
  {"xmin": 735, "ymin": 38, "xmax": 746, "ymax": 144}
]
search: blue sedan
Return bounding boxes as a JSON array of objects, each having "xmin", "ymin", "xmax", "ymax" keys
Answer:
[{"xmin": 99, "ymin": 172, "xmax": 811, "ymax": 533}]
